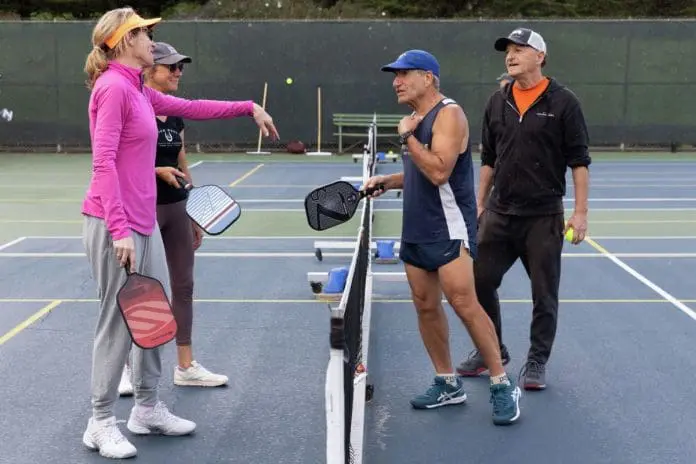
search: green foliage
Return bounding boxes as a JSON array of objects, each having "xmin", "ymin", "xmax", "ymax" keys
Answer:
[
  {"xmin": 1, "ymin": 0, "xmax": 696, "ymax": 19},
  {"xmin": 0, "ymin": 0, "xmax": 208, "ymax": 20}
]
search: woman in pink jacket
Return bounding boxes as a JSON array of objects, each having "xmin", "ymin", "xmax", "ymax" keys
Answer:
[{"xmin": 80, "ymin": 7, "xmax": 278, "ymax": 460}]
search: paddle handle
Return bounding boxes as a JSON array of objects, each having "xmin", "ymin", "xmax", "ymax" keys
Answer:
[
  {"xmin": 176, "ymin": 175, "xmax": 191, "ymax": 190},
  {"xmin": 361, "ymin": 183, "xmax": 385, "ymax": 198},
  {"xmin": 124, "ymin": 257, "xmax": 134, "ymax": 276}
]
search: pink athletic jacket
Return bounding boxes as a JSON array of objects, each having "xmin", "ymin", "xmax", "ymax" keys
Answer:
[{"xmin": 82, "ymin": 61, "xmax": 255, "ymax": 241}]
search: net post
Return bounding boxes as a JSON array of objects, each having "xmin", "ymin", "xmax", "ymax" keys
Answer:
[
  {"xmin": 326, "ymin": 310, "xmax": 346, "ymax": 464},
  {"xmin": 326, "ymin": 121, "xmax": 377, "ymax": 464},
  {"xmin": 346, "ymin": 120, "xmax": 377, "ymax": 464}
]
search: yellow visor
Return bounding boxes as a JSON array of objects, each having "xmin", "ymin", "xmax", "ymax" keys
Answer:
[{"xmin": 104, "ymin": 14, "xmax": 161, "ymax": 49}]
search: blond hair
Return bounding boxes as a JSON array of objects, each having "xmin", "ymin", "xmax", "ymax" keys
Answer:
[{"xmin": 83, "ymin": 7, "xmax": 136, "ymax": 90}]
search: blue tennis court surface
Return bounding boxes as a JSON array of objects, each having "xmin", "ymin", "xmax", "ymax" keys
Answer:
[{"xmin": 2, "ymin": 156, "xmax": 696, "ymax": 463}]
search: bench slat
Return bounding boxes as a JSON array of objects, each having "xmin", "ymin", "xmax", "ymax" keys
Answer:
[{"xmin": 332, "ymin": 113, "xmax": 402, "ymax": 152}]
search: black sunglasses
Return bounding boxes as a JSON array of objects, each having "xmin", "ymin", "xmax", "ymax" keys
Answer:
[
  {"xmin": 165, "ymin": 63, "xmax": 185, "ymax": 73},
  {"xmin": 130, "ymin": 27, "xmax": 153, "ymax": 42}
]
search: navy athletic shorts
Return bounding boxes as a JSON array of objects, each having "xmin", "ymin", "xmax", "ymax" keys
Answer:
[{"xmin": 399, "ymin": 240, "xmax": 470, "ymax": 272}]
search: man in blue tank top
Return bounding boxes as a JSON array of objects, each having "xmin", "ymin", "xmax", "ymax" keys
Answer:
[{"xmin": 363, "ymin": 50, "xmax": 521, "ymax": 425}]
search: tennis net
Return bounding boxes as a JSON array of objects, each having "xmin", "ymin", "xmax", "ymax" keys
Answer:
[{"xmin": 326, "ymin": 118, "xmax": 377, "ymax": 464}]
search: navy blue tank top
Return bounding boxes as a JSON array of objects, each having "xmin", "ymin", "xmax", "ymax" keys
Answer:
[{"xmin": 401, "ymin": 97, "xmax": 478, "ymax": 257}]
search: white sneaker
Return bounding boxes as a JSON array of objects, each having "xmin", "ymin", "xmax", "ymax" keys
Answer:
[
  {"xmin": 118, "ymin": 365, "xmax": 133, "ymax": 397},
  {"xmin": 174, "ymin": 360, "xmax": 229, "ymax": 387},
  {"xmin": 127, "ymin": 401, "xmax": 196, "ymax": 436},
  {"xmin": 83, "ymin": 416, "xmax": 137, "ymax": 459}
]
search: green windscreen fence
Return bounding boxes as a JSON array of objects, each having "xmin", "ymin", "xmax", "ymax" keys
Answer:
[{"xmin": 0, "ymin": 19, "xmax": 693, "ymax": 151}]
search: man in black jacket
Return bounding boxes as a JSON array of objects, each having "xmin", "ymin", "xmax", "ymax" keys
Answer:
[{"xmin": 456, "ymin": 28, "xmax": 591, "ymax": 390}]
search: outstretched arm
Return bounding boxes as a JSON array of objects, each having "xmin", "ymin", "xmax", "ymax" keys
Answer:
[
  {"xmin": 145, "ymin": 87, "xmax": 254, "ymax": 120},
  {"xmin": 145, "ymin": 87, "xmax": 279, "ymax": 140}
]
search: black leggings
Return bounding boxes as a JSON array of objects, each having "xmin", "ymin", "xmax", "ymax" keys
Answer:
[
  {"xmin": 156, "ymin": 200, "xmax": 195, "ymax": 346},
  {"xmin": 474, "ymin": 210, "xmax": 564, "ymax": 364}
]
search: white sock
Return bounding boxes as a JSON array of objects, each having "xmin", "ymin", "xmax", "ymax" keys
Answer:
[
  {"xmin": 437, "ymin": 373, "xmax": 458, "ymax": 386},
  {"xmin": 135, "ymin": 403, "xmax": 154, "ymax": 414},
  {"xmin": 490, "ymin": 373, "xmax": 511, "ymax": 386}
]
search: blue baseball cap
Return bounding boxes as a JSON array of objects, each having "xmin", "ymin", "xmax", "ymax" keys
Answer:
[{"xmin": 380, "ymin": 50, "xmax": 440, "ymax": 78}]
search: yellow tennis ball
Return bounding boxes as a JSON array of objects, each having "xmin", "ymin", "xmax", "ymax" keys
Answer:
[
  {"xmin": 564, "ymin": 227, "xmax": 575, "ymax": 242},
  {"xmin": 286, "ymin": 77, "xmax": 293, "ymax": 84}
]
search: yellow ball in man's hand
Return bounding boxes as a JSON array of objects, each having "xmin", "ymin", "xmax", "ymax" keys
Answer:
[{"xmin": 564, "ymin": 227, "xmax": 575, "ymax": 242}]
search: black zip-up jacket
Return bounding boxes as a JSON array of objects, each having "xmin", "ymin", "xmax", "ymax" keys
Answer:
[{"xmin": 481, "ymin": 77, "xmax": 591, "ymax": 216}]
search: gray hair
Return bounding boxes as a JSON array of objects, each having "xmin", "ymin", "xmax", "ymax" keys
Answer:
[{"xmin": 416, "ymin": 69, "xmax": 440, "ymax": 89}]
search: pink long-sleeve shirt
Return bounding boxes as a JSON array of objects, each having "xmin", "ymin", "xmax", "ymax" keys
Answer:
[{"xmin": 82, "ymin": 61, "xmax": 255, "ymax": 240}]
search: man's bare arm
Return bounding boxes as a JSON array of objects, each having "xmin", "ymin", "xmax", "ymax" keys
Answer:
[
  {"xmin": 382, "ymin": 172, "xmax": 404, "ymax": 190},
  {"xmin": 405, "ymin": 105, "xmax": 468, "ymax": 186},
  {"xmin": 571, "ymin": 166, "xmax": 589, "ymax": 214}
]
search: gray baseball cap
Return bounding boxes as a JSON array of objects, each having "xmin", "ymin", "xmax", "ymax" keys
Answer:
[
  {"xmin": 494, "ymin": 28, "xmax": 547, "ymax": 54},
  {"xmin": 152, "ymin": 42, "xmax": 192, "ymax": 65}
]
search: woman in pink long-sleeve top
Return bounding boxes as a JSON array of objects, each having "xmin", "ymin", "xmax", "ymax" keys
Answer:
[{"xmin": 80, "ymin": 7, "xmax": 279, "ymax": 460}]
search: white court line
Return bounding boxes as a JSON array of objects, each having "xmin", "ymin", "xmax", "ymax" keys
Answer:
[
  {"xmin": 244, "ymin": 208, "xmax": 696, "ymax": 214},
  {"xmin": 22, "ymin": 235, "xmax": 360, "ymax": 240},
  {"xmin": 17, "ymin": 235, "xmax": 696, "ymax": 241},
  {"xmin": 585, "ymin": 176, "xmax": 696, "ymax": 180},
  {"xmin": 581, "ymin": 208, "xmax": 696, "ymax": 211},
  {"xmin": 586, "ymin": 237, "xmax": 696, "ymax": 322},
  {"xmin": 562, "ymin": 198, "xmax": 696, "ymax": 202},
  {"xmin": 0, "ymin": 237, "xmax": 26, "ymax": 251},
  {"xmin": 1, "ymin": 183, "xmax": 692, "ymax": 190},
  {"xmin": 565, "ymin": 208, "xmax": 696, "ymax": 212},
  {"xmin": 188, "ymin": 160, "xmax": 203, "ymax": 169},
  {"xmin": 3, "ymin": 251, "xmax": 696, "ymax": 258},
  {"xmin": 228, "ymin": 199, "xmax": 404, "ymax": 203},
  {"xmin": 244, "ymin": 208, "xmax": 404, "ymax": 212},
  {"xmin": 585, "ymin": 236, "xmax": 696, "ymax": 240},
  {"xmin": 229, "ymin": 184, "xmax": 319, "ymax": 188},
  {"xmin": 567, "ymin": 184, "xmax": 696, "ymax": 188},
  {"xmin": 132, "ymin": 197, "xmax": 696, "ymax": 203},
  {"xmin": 0, "ymin": 252, "xmax": 357, "ymax": 258}
]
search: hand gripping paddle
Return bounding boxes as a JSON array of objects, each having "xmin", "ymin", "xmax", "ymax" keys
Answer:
[
  {"xmin": 116, "ymin": 261, "xmax": 178, "ymax": 350},
  {"xmin": 304, "ymin": 180, "xmax": 384, "ymax": 231},
  {"xmin": 176, "ymin": 176, "xmax": 242, "ymax": 235}
]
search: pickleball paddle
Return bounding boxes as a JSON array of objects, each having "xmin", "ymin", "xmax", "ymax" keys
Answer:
[
  {"xmin": 116, "ymin": 261, "xmax": 178, "ymax": 350},
  {"xmin": 177, "ymin": 176, "xmax": 242, "ymax": 235},
  {"xmin": 304, "ymin": 180, "xmax": 384, "ymax": 231}
]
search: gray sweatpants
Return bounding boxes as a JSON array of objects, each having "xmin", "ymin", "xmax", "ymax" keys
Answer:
[{"xmin": 82, "ymin": 215, "xmax": 171, "ymax": 421}]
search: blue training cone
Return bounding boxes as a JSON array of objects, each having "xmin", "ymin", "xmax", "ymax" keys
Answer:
[
  {"xmin": 324, "ymin": 267, "xmax": 349, "ymax": 294},
  {"xmin": 375, "ymin": 240, "xmax": 398, "ymax": 264}
]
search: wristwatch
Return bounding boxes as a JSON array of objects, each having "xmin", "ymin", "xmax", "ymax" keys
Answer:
[{"xmin": 399, "ymin": 130, "xmax": 414, "ymax": 145}]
